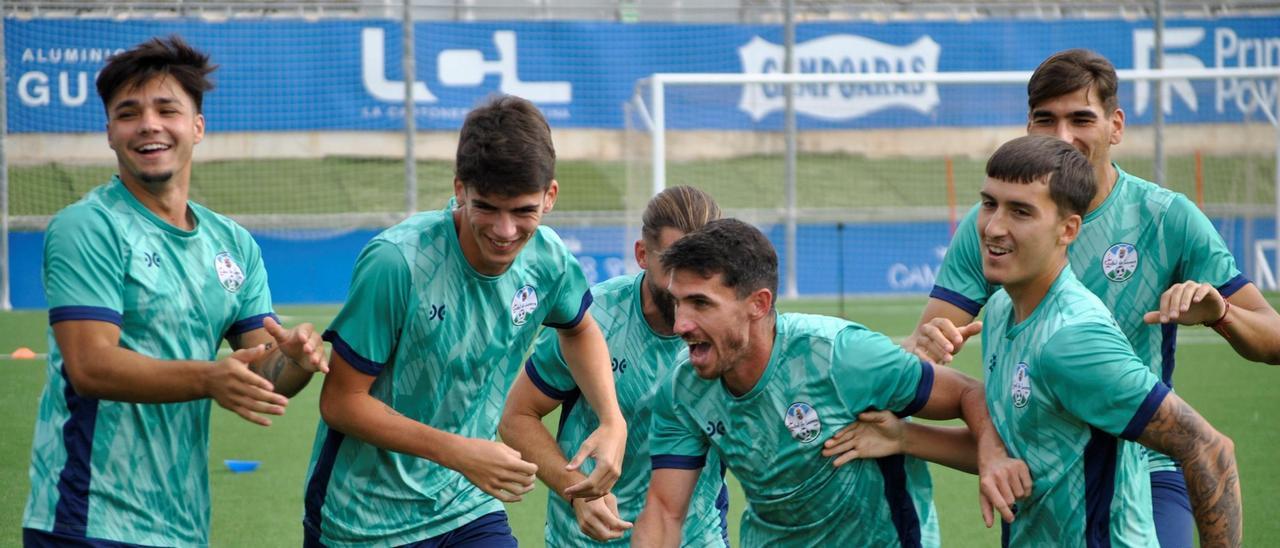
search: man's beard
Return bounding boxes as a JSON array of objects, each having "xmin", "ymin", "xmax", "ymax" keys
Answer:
[
  {"xmin": 647, "ymin": 277, "xmax": 677, "ymax": 328},
  {"xmin": 139, "ymin": 170, "xmax": 175, "ymax": 185}
]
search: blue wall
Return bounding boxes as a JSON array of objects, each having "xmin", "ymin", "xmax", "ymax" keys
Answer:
[{"xmin": 10, "ymin": 216, "xmax": 1274, "ymax": 309}]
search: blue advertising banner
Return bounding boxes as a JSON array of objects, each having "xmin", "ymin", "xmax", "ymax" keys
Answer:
[
  {"xmin": 7, "ymin": 16, "xmax": 1279, "ymax": 132},
  {"xmin": 9, "ymin": 217, "xmax": 1272, "ymax": 308}
]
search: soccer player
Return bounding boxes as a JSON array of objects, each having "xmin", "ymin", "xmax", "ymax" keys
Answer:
[
  {"xmin": 500, "ymin": 186, "xmax": 728, "ymax": 545},
  {"xmin": 839, "ymin": 135, "xmax": 1241, "ymax": 547},
  {"xmin": 903, "ymin": 49, "xmax": 1279, "ymax": 548},
  {"xmin": 630, "ymin": 219, "xmax": 1030, "ymax": 547},
  {"xmin": 23, "ymin": 36, "xmax": 327, "ymax": 547},
  {"xmin": 302, "ymin": 95, "xmax": 626, "ymax": 547}
]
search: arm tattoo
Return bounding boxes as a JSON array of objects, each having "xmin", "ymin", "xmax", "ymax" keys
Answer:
[
  {"xmin": 1137, "ymin": 395, "xmax": 1241, "ymax": 548},
  {"xmin": 258, "ymin": 351, "xmax": 290, "ymax": 384}
]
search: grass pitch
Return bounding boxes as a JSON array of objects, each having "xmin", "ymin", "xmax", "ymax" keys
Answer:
[{"xmin": 1, "ymin": 295, "xmax": 1277, "ymax": 546}]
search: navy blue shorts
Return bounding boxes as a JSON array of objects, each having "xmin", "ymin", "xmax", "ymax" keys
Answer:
[
  {"xmin": 304, "ymin": 511, "xmax": 517, "ymax": 548},
  {"xmin": 1150, "ymin": 470, "xmax": 1193, "ymax": 548},
  {"xmin": 23, "ymin": 528, "xmax": 153, "ymax": 547}
]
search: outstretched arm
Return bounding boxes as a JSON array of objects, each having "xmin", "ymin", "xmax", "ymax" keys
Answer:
[
  {"xmin": 823, "ymin": 410, "xmax": 979, "ymax": 473},
  {"xmin": 915, "ymin": 366, "xmax": 1031, "ymax": 527},
  {"xmin": 1135, "ymin": 392, "xmax": 1241, "ymax": 547},
  {"xmin": 320, "ymin": 352, "xmax": 537, "ymax": 503},
  {"xmin": 556, "ymin": 312, "xmax": 628, "ymax": 500},
  {"xmin": 499, "ymin": 369, "xmax": 632, "ymax": 540},
  {"xmin": 902, "ymin": 298, "xmax": 980, "ymax": 365},
  {"xmin": 1144, "ymin": 281, "xmax": 1280, "ymax": 364},
  {"xmin": 55, "ymin": 319, "xmax": 287, "ymax": 426}
]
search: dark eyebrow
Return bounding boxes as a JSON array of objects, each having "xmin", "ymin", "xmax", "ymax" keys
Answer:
[
  {"xmin": 1008, "ymin": 199, "xmax": 1039, "ymax": 212},
  {"xmin": 112, "ymin": 96, "xmax": 180, "ymax": 113},
  {"xmin": 112, "ymin": 99, "xmax": 141, "ymax": 112}
]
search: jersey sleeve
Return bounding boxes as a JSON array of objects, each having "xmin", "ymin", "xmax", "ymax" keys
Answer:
[
  {"xmin": 542, "ymin": 233, "xmax": 593, "ymax": 329},
  {"xmin": 523, "ymin": 326, "xmax": 578, "ymax": 400},
  {"xmin": 831, "ymin": 326, "xmax": 935, "ymax": 418},
  {"xmin": 322, "ymin": 240, "xmax": 411, "ymax": 377},
  {"xmin": 1165, "ymin": 195, "xmax": 1249, "ymax": 297},
  {"xmin": 44, "ymin": 205, "xmax": 126, "ymax": 325},
  {"xmin": 649, "ymin": 367, "xmax": 710, "ymax": 470},
  {"xmin": 1041, "ymin": 322, "xmax": 1170, "ymax": 441},
  {"xmin": 930, "ymin": 204, "xmax": 994, "ymax": 316},
  {"xmin": 225, "ymin": 232, "xmax": 278, "ymax": 339}
]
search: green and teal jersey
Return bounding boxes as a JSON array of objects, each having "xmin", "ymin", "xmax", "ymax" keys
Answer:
[
  {"xmin": 933, "ymin": 164, "xmax": 1244, "ymax": 472},
  {"xmin": 303, "ymin": 208, "xmax": 592, "ymax": 547},
  {"xmin": 982, "ymin": 266, "xmax": 1169, "ymax": 547},
  {"xmin": 526, "ymin": 272, "xmax": 728, "ymax": 547},
  {"xmin": 26, "ymin": 176, "xmax": 276, "ymax": 546},
  {"xmin": 650, "ymin": 313, "xmax": 940, "ymax": 547}
]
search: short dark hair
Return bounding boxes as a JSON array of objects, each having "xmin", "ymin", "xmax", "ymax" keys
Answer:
[
  {"xmin": 641, "ymin": 186, "xmax": 722, "ymax": 243},
  {"xmin": 97, "ymin": 35, "xmax": 216, "ymax": 114},
  {"xmin": 986, "ymin": 135, "xmax": 1095, "ymax": 217},
  {"xmin": 660, "ymin": 218, "xmax": 778, "ymax": 305},
  {"xmin": 1027, "ymin": 49, "xmax": 1118, "ymax": 114},
  {"xmin": 455, "ymin": 95, "xmax": 556, "ymax": 197}
]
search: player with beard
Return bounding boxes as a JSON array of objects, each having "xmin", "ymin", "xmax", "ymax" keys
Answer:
[
  {"xmin": 500, "ymin": 186, "xmax": 730, "ymax": 546},
  {"xmin": 631, "ymin": 219, "xmax": 1030, "ymax": 547}
]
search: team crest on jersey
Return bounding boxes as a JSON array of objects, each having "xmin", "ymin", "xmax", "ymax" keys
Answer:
[
  {"xmin": 214, "ymin": 252, "xmax": 245, "ymax": 293},
  {"xmin": 1012, "ymin": 361, "xmax": 1031, "ymax": 408},
  {"xmin": 510, "ymin": 285, "xmax": 539, "ymax": 326},
  {"xmin": 1102, "ymin": 243, "xmax": 1139, "ymax": 282},
  {"xmin": 784, "ymin": 402, "xmax": 821, "ymax": 443}
]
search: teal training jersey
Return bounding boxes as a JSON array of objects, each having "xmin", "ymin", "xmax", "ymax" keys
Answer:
[
  {"xmin": 982, "ymin": 267, "xmax": 1169, "ymax": 547},
  {"xmin": 26, "ymin": 176, "xmax": 275, "ymax": 546},
  {"xmin": 933, "ymin": 164, "xmax": 1243, "ymax": 472},
  {"xmin": 303, "ymin": 208, "xmax": 592, "ymax": 546},
  {"xmin": 651, "ymin": 313, "xmax": 940, "ymax": 547},
  {"xmin": 527, "ymin": 272, "xmax": 728, "ymax": 547}
]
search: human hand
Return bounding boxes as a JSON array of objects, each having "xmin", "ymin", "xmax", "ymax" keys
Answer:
[
  {"xmin": 977, "ymin": 448, "xmax": 1032, "ymax": 527},
  {"xmin": 263, "ymin": 316, "xmax": 328, "ymax": 373},
  {"xmin": 564, "ymin": 420, "xmax": 627, "ymax": 500},
  {"xmin": 206, "ymin": 344, "xmax": 288, "ymax": 426},
  {"xmin": 572, "ymin": 493, "xmax": 633, "ymax": 541},
  {"xmin": 903, "ymin": 319, "xmax": 982, "ymax": 366},
  {"xmin": 452, "ymin": 438, "xmax": 538, "ymax": 503},
  {"xmin": 822, "ymin": 410, "xmax": 907, "ymax": 467},
  {"xmin": 1142, "ymin": 281, "xmax": 1227, "ymax": 327}
]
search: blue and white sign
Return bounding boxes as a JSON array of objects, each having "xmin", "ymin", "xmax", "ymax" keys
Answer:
[{"xmin": 7, "ymin": 16, "xmax": 1279, "ymax": 132}]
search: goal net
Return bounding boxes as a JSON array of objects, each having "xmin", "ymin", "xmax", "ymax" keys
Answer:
[{"xmin": 625, "ymin": 68, "xmax": 1280, "ymax": 297}]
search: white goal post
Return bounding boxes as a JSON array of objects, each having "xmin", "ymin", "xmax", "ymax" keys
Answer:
[{"xmin": 631, "ymin": 67, "xmax": 1280, "ymax": 296}]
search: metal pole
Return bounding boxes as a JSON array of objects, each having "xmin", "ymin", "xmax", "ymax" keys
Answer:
[
  {"xmin": 837, "ymin": 222, "xmax": 845, "ymax": 319},
  {"xmin": 652, "ymin": 78, "xmax": 666, "ymax": 196},
  {"xmin": 1274, "ymin": 75, "xmax": 1280, "ymax": 290},
  {"xmin": 1154, "ymin": 0, "xmax": 1166, "ymax": 186},
  {"xmin": 0, "ymin": 12, "xmax": 9, "ymax": 310},
  {"xmin": 402, "ymin": 0, "xmax": 417, "ymax": 217},
  {"xmin": 783, "ymin": 0, "xmax": 798, "ymax": 298}
]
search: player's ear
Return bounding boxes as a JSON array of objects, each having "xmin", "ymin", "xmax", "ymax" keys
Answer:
[
  {"xmin": 634, "ymin": 239, "xmax": 648, "ymax": 270},
  {"xmin": 1059, "ymin": 213, "xmax": 1082, "ymax": 246},
  {"xmin": 747, "ymin": 287, "xmax": 774, "ymax": 320},
  {"xmin": 193, "ymin": 113, "xmax": 205, "ymax": 145},
  {"xmin": 453, "ymin": 178, "xmax": 465, "ymax": 207},
  {"xmin": 542, "ymin": 179, "xmax": 559, "ymax": 214},
  {"xmin": 1109, "ymin": 107, "xmax": 1125, "ymax": 145}
]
